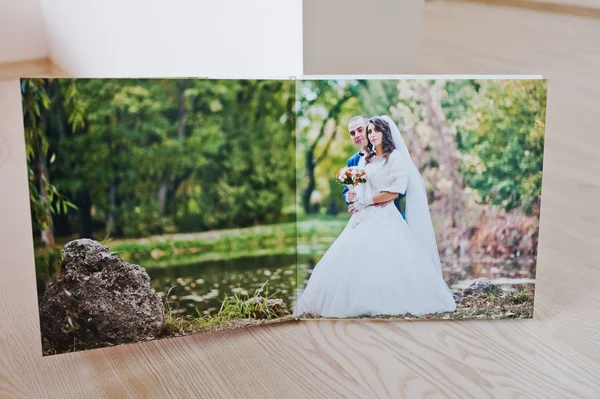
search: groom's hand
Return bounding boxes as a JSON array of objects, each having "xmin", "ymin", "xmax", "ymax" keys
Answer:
[{"xmin": 375, "ymin": 199, "xmax": 393, "ymax": 208}]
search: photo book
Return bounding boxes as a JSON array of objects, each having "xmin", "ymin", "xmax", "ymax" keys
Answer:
[{"xmin": 20, "ymin": 75, "xmax": 547, "ymax": 355}]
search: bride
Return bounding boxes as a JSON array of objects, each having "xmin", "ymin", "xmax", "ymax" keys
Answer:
[{"xmin": 294, "ymin": 115, "xmax": 456, "ymax": 318}]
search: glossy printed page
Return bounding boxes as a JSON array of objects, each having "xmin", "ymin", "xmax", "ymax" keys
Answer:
[
  {"xmin": 23, "ymin": 77, "xmax": 297, "ymax": 356},
  {"xmin": 25, "ymin": 75, "xmax": 547, "ymax": 356},
  {"xmin": 293, "ymin": 76, "xmax": 546, "ymax": 321}
]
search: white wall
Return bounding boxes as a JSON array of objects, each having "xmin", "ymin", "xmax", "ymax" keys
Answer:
[
  {"xmin": 40, "ymin": 0, "xmax": 303, "ymax": 77},
  {"xmin": 0, "ymin": 0, "xmax": 48, "ymax": 63}
]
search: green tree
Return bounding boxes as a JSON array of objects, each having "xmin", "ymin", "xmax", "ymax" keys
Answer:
[
  {"xmin": 25, "ymin": 78, "xmax": 297, "ymax": 240},
  {"xmin": 457, "ymin": 79, "xmax": 547, "ymax": 214},
  {"xmin": 21, "ymin": 78, "xmax": 82, "ymax": 246},
  {"xmin": 183, "ymin": 80, "xmax": 296, "ymax": 229},
  {"xmin": 296, "ymin": 80, "xmax": 363, "ymax": 214}
]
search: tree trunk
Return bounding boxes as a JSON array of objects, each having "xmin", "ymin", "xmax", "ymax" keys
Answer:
[
  {"xmin": 39, "ymin": 154, "xmax": 56, "ymax": 247},
  {"xmin": 301, "ymin": 92, "xmax": 352, "ymax": 214},
  {"xmin": 158, "ymin": 80, "xmax": 188, "ymax": 216},
  {"xmin": 106, "ymin": 179, "xmax": 117, "ymax": 235},
  {"xmin": 177, "ymin": 81, "xmax": 187, "ymax": 139},
  {"xmin": 421, "ymin": 84, "xmax": 464, "ymax": 228},
  {"xmin": 53, "ymin": 80, "xmax": 67, "ymax": 140},
  {"xmin": 157, "ymin": 173, "xmax": 169, "ymax": 216},
  {"xmin": 106, "ymin": 111, "xmax": 123, "ymax": 237},
  {"xmin": 38, "ymin": 110, "xmax": 56, "ymax": 247},
  {"xmin": 51, "ymin": 80, "xmax": 70, "ymax": 237},
  {"xmin": 52, "ymin": 212, "xmax": 71, "ymax": 237},
  {"xmin": 302, "ymin": 150, "xmax": 315, "ymax": 215},
  {"xmin": 77, "ymin": 188, "xmax": 94, "ymax": 238}
]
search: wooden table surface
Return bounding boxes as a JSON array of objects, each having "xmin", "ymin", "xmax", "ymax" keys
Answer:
[{"xmin": 1, "ymin": 2, "xmax": 600, "ymax": 397}]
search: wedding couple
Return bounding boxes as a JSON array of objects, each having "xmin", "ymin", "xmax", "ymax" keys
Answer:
[{"xmin": 294, "ymin": 115, "xmax": 456, "ymax": 318}]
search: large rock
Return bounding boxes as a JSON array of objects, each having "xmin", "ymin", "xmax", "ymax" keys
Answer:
[{"xmin": 40, "ymin": 239, "xmax": 164, "ymax": 350}]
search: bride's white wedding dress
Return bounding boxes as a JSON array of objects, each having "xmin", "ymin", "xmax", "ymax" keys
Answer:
[{"xmin": 294, "ymin": 150, "xmax": 456, "ymax": 318}]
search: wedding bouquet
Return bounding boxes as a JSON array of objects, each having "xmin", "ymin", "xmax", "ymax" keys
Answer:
[
  {"xmin": 336, "ymin": 167, "xmax": 367, "ymax": 204},
  {"xmin": 335, "ymin": 166, "xmax": 367, "ymax": 186}
]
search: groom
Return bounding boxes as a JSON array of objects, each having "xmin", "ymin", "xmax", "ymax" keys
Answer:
[{"xmin": 343, "ymin": 115, "xmax": 405, "ymax": 218}]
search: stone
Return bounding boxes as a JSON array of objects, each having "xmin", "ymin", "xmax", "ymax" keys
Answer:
[
  {"xmin": 40, "ymin": 239, "xmax": 164, "ymax": 350},
  {"xmin": 459, "ymin": 277, "xmax": 505, "ymax": 298}
]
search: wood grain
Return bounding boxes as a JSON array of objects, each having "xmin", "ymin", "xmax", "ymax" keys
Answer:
[
  {"xmin": 2, "ymin": 2, "xmax": 600, "ymax": 397},
  {"xmin": 0, "ymin": 57, "xmax": 69, "ymax": 80},
  {"xmin": 436, "ymin": 0, "xmax": 600, "ymax": 19}
]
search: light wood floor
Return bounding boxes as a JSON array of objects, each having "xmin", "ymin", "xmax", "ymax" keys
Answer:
[{"xmin": 1, "ymin": 2, "xmax": 600, "ymax": 397}]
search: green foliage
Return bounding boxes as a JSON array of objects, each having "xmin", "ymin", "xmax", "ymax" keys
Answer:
[
  {"xmin": 34, "ymin": 246, "xmax": 64, "ymax": 278},
  {"xmin": 297, "ymin": 78, "xmax": 547, "ymax": 218},
  {"xmin": 321, "ymin": 178, "xmax": 349, "ymax": 216},
  {"xmin": 455, "ymin": 79, "xmax": 547, "ymax": 214},
  {"xmin": 21, "ymin": 79, "xmax": 80, "ymax": 237},
  {"xmin": 187, "ymin": 80, "xmax": 296, "ymax": 230},
  {"xmin": 23, "ymin": 78, "xmax": 296, "ymax": 242},
  {"xmin": 357, "ymin": 79, "xmax": 400, "ymax": 116},
  {"xmin": 296, "ymin": 79, "xmax": 363, "ymax": 214}
]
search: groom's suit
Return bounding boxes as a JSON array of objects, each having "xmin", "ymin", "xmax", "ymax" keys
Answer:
[{"xmin": 342, "ymin": 151, "xmax": 406, "ymax": 219}]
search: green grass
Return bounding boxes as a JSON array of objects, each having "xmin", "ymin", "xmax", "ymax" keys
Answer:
[
  {"xmin": 509, "ymin": 289, "xmax": 533, "ymax": 305},
  {"xmin": 160, "ymin": 280, "xmax": 291, "ymax": 336}
]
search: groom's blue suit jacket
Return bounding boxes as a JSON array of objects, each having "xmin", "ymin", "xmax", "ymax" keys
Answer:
[{"xmin": 343, "ymin": 151, "xmax": 406, "ymax": 219}]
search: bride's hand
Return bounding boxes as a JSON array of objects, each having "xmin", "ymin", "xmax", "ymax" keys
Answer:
[
  {"xmin": 346, "ymin": 191, "xmax": 357, "ymax": 202},
  {"xmin": 359, "ymin": 195, "xmax": 374, "ymax": 208},
  {"xmin": 354, "ymin": 188, "xmax": 373, "ymax": 206},
  {"xmin": 350, "ymin": 196, "xmax": 374, "ymax": 213}
]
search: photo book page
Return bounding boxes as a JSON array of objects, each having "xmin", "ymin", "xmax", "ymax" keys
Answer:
[{"xmin": 20, "ymin": 75, "xmax": 547, "ymax": 355}]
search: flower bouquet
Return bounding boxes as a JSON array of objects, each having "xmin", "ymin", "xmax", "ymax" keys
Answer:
[{"xmin": 335, "ymin": 167, "xmax": 367, "ymax": 203}]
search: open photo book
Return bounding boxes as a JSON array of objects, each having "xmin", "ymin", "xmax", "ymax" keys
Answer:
[{"xmin": 21, "ymin": 75, "xmax": 547, "ymax": 355}]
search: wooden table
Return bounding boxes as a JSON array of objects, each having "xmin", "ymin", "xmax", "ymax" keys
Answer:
[{"xmin": 1, "ymin": 2, "xmax": 599, "ymax": 397}]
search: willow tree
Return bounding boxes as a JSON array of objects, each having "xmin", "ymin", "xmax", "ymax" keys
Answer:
[{"xmin": 22, "ymin": 78, "xmax": 83, "ymax": 246}]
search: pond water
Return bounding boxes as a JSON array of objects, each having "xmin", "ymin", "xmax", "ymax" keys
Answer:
[{"xmin": 146, "ymin": 254, "xmax": 298, "ymax": 317}]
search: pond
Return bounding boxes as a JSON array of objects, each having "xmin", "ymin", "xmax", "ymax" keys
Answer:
[
  {"xmin": 146, "ymin": 254, "xmax": 298, "ymax": 317},
  {"xmin": 441, "ymin": 256, "xmax": 536, "ymax": 291}
]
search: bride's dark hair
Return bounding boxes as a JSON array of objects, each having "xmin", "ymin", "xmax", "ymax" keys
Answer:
[{"xmin": 365, "ymin": 116, "xmax": 396, "ymax": 164}]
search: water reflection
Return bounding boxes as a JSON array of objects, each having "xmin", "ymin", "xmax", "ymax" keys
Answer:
[
  {"xmin": 441, "ymin": 255, "xmax": 536, "ymax": 291},
  {"xmin": 147, "ymin": 254, "xmax": 298, "ymax": 317}
]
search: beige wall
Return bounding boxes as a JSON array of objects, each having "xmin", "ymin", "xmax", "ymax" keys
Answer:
[{"xmin": 303, "ymin": 0, "xmax": 424, "ymax": 74}]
